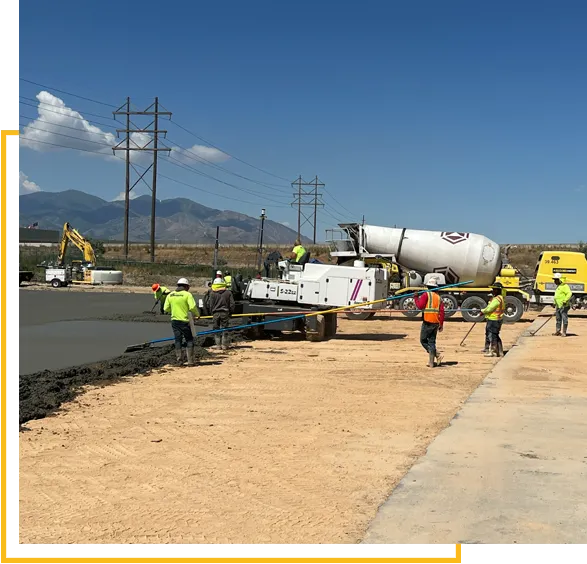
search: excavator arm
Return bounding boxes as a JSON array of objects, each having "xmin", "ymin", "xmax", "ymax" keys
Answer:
[{"xmin": 57, "ymin": 222, "xmax": 96, "ymax": 267}]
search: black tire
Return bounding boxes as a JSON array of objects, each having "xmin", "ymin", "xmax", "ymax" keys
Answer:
[
  {"xmin": 324, "ymin": 312, "xmax": 338, "ymax": 338},
  {"xmin": 504, "ymin": 296, "xmax": 524, "ymax": 323},
  {"xmin": 440, "ymin": 294, "xmax": 459, "ymax": 318},
  {"xmin": 51, "ymin": 278, "xmax": 62, "ymax": 288},
  {"xmin": 398, "ymin": 295, "xmax": 420, "ymax": 318},
  {"xmin": 461, "ymin": 296, "xmax": 487, "ymax": 322},
  {"xmin": 345, "ymin": 311, "xmax": 376, "ymax": 320}
]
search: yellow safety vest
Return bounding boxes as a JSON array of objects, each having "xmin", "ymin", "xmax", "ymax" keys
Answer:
[{"xmin": 485, "ymin": 295, "xmax": 505, "ymax": 321}]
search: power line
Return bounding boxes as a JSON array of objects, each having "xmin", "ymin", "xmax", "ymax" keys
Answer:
[
  {"xmin": 171, "ymin": 121, "xmax": 291, "ymax": 183},
  {"xmin": 166, "ymin": 137, "xmax": 291, "ymax": 191},
  {"xmin": 19, "ymin": 101, "xmax": 117, "ymax": 130},
  {"xmin": 19, "ymin": 78, "xmax": 117, "ymax": 108},
  {"xmin": 20, "ymin": 114, "xmax": 114, "ymax": 135},
  {"xmin": 19, "ymin": 96, "xmax": 116, "ymax": 122},
  {"xmin": 19, "ymin": 123, "xmax": 113, "ymax": 148}
]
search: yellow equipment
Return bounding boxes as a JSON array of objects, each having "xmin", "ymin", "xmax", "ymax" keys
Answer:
[
  {"xmin": 533, "ymin": 251, "xmax": 587, "ymax": 309},
  {"xmin": 57, "ymin": 222, "xmax": 96, "ymax": 267}
]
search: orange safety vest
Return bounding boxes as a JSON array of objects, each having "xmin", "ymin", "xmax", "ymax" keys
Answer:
[{"xmin": 423, "ymin": 291, "xmax": 441, "ymax": 324}]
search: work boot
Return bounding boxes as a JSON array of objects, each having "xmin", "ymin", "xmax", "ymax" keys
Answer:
[
  {"xmin": 428, "ymin": 350, "xmax": 435, "ymax": 368},
  {"xmin": 221, "ymin": 332, "xmax": 230, "ymax": 350},
  {"xmin": 213, "ymin": 335, "xmax": 222, "ymax": 349},
  {"xmin": 435, "ymin": 351, "xmax": 443, "ymax": 366},
  {"xmin": 552, "ymin": 331, "xmax": 561, "ymax": 336},
  {"xmin": 186, "ymin": 346, "xmax": 195, "ymax": 366},
  {"xmin": 175, "ymin": 348, "xmax": 184, "ymax": 365},
  {"xmin": 497, "ymin": 342, "xmax": 504, "ymax": 357},
  {"xmin": 561, "ymin": 327, "xmax": 568, "ymax": 337}
]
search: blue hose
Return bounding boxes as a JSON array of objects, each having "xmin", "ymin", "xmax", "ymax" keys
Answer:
[{"xmin": 138, "ymin": 279, "xmax": 477, "ymax": 347}]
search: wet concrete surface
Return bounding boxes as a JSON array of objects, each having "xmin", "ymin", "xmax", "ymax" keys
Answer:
[{"xmin": 19, "ymin": 290, "xmax": 215, "ymax": 426}]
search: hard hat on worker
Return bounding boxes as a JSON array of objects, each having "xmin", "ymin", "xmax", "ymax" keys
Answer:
[
  {"xmin": 491, "ymin": 282, "xmax": 503, "ymax": 289},
  {"xmin": 177, "ymin": 277, "xmax": 190, "ymax": 287},
  {"xmin": 152, "ymin": 283, "xmax": 160, "ymax": 292},
  {"xmin": 553, "ymin": 273, "xmax": 562, "ymax": 280},
  {"xmin": 216, "ymin": 270, "xmax": 223, "ymax": 276},
  {"xmin": 425, "ymin": 278, "xmax": 439, "ymax": 288}
]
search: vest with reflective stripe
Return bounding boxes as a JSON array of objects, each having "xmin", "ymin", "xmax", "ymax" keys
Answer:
[
  {"xmin": 486, "ymin": 295, "xmax": 505, "ymax": 321},
  {"xmin": 423, "ymin": 291, "xmax": 441, "ymax": 324}
]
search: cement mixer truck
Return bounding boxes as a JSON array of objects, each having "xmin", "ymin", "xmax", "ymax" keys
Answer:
[{"xmin": 328, "ymin": 223, "xmax": 530, "ymax": 323}]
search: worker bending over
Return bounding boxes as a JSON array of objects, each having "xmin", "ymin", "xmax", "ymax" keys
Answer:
[
  {"xmin": 164, "ymin": 277, "xmax": 200, "ymax": 366},
  {"xmin": 481, "ymin": 282, "xmax": 505, "ymax": 357},
  {"xmin": 204, "ymin": 277, "xmax": 235, "ymax": 350},
  {"xmin": 414, "ymin": 278, "xmax": 445, "ymax": 368},
  {"xmin": 151, "ymin": 283, "xmax": 171, "ymax": 315},
  {"xmin": 553, "ymin": 273, "xmax": 572, "ymax": 337},
  {"xmin": 290, "ymin": 239, "xmax": 306, "ymax": 263}
]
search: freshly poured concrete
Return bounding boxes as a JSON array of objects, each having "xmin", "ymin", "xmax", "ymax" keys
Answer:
[
  {"xmin": 363, "ymin": 315, "xmax": 587, "ymax": 544},
  {"xmin": 20, "ymin": 320, "xmax": 173, "ymax": 374},
  {"xmin": 19, "ymin": 290, "xmax": 171, "ymax": 374}
]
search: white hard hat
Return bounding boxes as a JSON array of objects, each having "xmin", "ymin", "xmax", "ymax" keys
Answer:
[
  {"xmin": 426, "ymin": 278, "xmax": 439, "ymax": 287},
  {"xmin": 553, "ymin": 273, "xmax": 562, "ymax": 280},
  {"xmin": 216, "ymin": 270, "xmax": 223, "ymax": 275},
  {"xmin": 213, "ymin": 277, "xmax": 225, "ymax": 285},
  {"xmin": 177, "ymin": 277, "xmax": 189, "ymax": 286}
]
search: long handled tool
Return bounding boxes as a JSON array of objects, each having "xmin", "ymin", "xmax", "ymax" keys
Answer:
[
  {"xmin": 529, "ymin": 314, "xmax": 554, "ymax": 336},
  {"xmin": 150, "ymin": 300, "xmax": 160, "ymax": 313},
  {"xmin": 459, "ymin": 322, "xmax": 477, "ymax": 346},
  {"xmin": 124, "ymin": 279, "xmax": 474, "ymax": 353}
]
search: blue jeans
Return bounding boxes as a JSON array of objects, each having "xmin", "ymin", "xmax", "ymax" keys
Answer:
[
  {"xmin": 555, "ymin": 306, "xmax": 570, "ymax": 332},
  {"xmin": 485, "ymin": 320, "xmax": 503, "ymax": 351}
]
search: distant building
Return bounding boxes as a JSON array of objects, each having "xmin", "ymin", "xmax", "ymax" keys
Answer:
[{"xmin": 19, "ymin": 227, "xmax": 60, "ymax": 247}]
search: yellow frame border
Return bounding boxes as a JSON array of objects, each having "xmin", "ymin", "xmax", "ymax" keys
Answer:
[{"xmin": 1, "ymin": 130, "xmax": 460, "ymax": 563}]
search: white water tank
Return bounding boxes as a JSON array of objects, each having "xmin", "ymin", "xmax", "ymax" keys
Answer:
[
  {"xmin": 361, "ymin": 225, "xmax": 501, "ymax": 286},
  {"xmin": 90, "ymin": 269, "xmax": 123, "ymax": 285}
]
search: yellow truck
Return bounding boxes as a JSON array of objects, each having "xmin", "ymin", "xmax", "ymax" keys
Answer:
[{"xmin": 531, "ymin": 250, "xmax": 587, "ymax": 310}]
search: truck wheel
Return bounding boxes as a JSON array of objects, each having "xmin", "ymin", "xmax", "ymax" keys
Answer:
[
  {"xmin": 324, "ymin": 312, "xmax": 338, "ymax": 338},
  {"xmin": 398, "ymin": 295, "xmax": 420, "ymax": 318},
  {"xmin": 306, "ymin": 314, "xmax": 326, "ymax": 342},
  {"xmin": 461, "ymin": 296, "xmax": 487, "ymax": 322},
  {"xmin": 504, "ymin": 296, "xmax": 524, "ymax": 323},
  {"xmin": 440, "ymin": 294, "xmax": 459, "ymax": 318},
  {"xmin": 51, "ymin": 278, "xmax": 62, "ymax": 288},
  {"xmin": 345, "ymin": 311, "xmax": 375, "ymax": 320}
]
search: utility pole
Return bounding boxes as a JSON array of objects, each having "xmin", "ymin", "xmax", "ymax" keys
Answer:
[
  {"xmin": 290, "ymin": 175, "xmax": 324, "ymax": 244},
  {"xmin": 256, "ymin": 208, "xmax": 267, "ymax": 273},
  {"xmin": 112, "ymin": 98, "xmax": 172, "ymax": 262},
  {"xmin": 213, "ymin": 225, "xmax": 220, "ymax": 276}
]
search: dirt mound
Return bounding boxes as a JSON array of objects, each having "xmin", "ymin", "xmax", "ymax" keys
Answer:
[{"xmin": 19, "ymin": 340, "xmax": 212, "ymax": 427}]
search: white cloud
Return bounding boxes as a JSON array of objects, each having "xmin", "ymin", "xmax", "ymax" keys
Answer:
[
  {"xmin": 19, "ymin": 171, "xmax": 41, "ymax": 195},
  {"xmin": 112, "ymin": 190, "xmax": 140, "ymax": 202},
  {"xmin": 20, "ymin": 91, "xmax": 230, "ymax": 170},
  {"xmin": 171, "ymin": 144, "xmax": 229, "ymax": 164}
]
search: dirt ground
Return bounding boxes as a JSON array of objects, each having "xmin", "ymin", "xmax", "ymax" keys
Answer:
[{"xmin": 19, "ymin": 315, "xmax": 533, "ymax": 544}]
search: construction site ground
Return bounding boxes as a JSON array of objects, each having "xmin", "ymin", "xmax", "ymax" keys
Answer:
[
  {"xmin": 20, "ymin": 304, "xmax": 539, "ymax": 544},
  {"xmin": 364, "ymin": 312, "xmax": 587, "ymax": 544}
]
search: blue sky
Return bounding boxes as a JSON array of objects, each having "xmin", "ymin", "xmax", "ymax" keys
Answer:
[{"xmin": 19, "ymin": 0, "xmax": 586, "ymax": 243}]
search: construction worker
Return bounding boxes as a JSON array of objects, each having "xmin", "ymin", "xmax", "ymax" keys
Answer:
[
  {"xmin": 163, "ymin": 278, "xmax": 200, "ymax": 366},
  {"xmin": 224, "ymin": 270, "xmax": 232, "ymax": 288},
  {"xmin": 203, "ymin": 277, "xmax": 235, "ymax": 350},
  {"xmin": 553, "ymin": 273, "xmax": 572, "ymax": 337},
  {"xmin": 290, "ymin": 239, "xmax": 306, "ymax": 263},
  {"xmin": 414, "ymin": 278, "xmax": 445, "ymax": 368},
  {"xmin": 480, "ymin": 282, "xmax": 505, "ymax": 357},
  {"xmin": 151, "ymin": 283, "xmax": 171, "ymax": 315}
]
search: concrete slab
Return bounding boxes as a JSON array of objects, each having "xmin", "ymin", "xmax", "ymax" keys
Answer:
[{"xmin": 363, "ymin": 314, "xmax": 587, "ymax": 544}]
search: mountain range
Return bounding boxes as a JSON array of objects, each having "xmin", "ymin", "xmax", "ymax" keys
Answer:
[{"xmin": 19, "ymin": 190, "xmax": 309, "ymax": 244}]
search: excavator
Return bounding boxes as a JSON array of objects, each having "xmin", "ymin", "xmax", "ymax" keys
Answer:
[{"xmin": 44, "ymin": 222, "xmax": 122, "ymax": 287}]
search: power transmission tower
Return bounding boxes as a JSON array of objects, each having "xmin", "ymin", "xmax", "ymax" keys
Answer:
[
  {"xmin": 112, "ymin": 97, "xmax": 172, "ymax": 261},
  {"xmin": 290, "ymin": 175, "xmax": 324, "ymax": 243}
]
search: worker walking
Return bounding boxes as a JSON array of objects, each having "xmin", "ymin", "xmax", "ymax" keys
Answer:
[
  {"xmin": 414, "ymin": 278, "xmax": 445, "ymax": 368},
  {"xmin": 204, "ymin": 277, "xmax": 235, "ymax": 350},
  {"xmin": 480, "ymin": 282, "xmax": 505, "ymax": 357},
  {"xmin": 553, "ymin": 273, "xmax": 572, "ymax": 337},
  {"xmin": 290, "ymin": 239, "xmax": 306, "ymax": 264},
  {"xmin": 151, "ymin": 283, "xmax": 171, "ymax": 315},
  {"xmin": 163, "ymin": 278, "xmax": 200, "ymax": 366}
]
